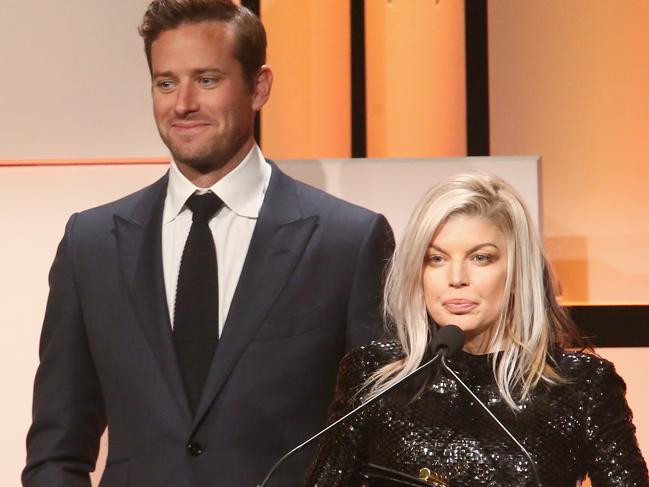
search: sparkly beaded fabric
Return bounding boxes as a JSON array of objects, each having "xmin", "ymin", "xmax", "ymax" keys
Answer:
[{"xmin": 304, "ymin": 340, "xmax": 648, "ymax": 487}]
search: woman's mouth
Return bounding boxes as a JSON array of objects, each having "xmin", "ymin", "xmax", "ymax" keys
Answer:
[{"xmin": 443, "ymin": 299, "xmax": 478, "ymax": 314}]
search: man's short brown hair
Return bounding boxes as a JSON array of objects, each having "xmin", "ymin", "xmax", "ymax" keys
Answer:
[{"xmin": 138, "ymin": 0, "xmax": 266, "ymax": 88}]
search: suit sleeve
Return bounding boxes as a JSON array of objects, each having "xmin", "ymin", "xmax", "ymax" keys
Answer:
[
  {"xmin": 23, "ymin": 214, "xmax": 107, "ymax": 487},
  {"xmin": 345, "ymin": 213, "xmax": 394, "ymax": 350},
  {"xmin": 584, "ymin": 360, "xmax": 648, "ymax": 486}
]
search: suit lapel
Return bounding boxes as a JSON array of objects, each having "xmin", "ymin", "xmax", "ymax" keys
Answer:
[
  {"xmin": 114, "ymin": 174, "xmax": 192, "ymax": 422},
  {"xmin": 192, "ymin": 164, "xmax": 318, "ymax": 427}
]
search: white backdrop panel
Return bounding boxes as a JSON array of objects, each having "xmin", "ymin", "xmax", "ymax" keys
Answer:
[{"xmin": 279, "ymin": 156, "xmax": 541, "ymax": 240}]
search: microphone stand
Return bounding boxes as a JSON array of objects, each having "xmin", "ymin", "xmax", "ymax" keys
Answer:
[
  {"xmin": 256, "ymin": 353, "xmax": 443, "ymax": 487},
  {"xmin": 440, "ymin": 356, "xmax": 541, "ymax": 487}
]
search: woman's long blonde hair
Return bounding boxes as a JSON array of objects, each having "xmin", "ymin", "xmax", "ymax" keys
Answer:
[{"xmin": 367, "ymin": 174, "xmax": 579, "ymax": 410}]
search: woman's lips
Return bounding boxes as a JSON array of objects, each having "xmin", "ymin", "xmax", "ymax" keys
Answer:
[{"xmin": 443, "ymin": 299, "xmax": 477, "ymax": 314}]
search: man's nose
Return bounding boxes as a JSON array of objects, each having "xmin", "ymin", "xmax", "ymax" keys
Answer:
[{"xmin": 174, "ymin": 83, "xmax": 199, "ymax": 116}]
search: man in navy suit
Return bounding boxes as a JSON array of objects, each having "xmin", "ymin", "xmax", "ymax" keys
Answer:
[{"xmin": 23, "ymin": 1, "xmax": 393, "ymax": 486}]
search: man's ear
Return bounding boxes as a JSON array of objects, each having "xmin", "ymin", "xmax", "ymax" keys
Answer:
[{"xmin": 252, "ymin": 65, "xmax": 273, "ymax": 111}]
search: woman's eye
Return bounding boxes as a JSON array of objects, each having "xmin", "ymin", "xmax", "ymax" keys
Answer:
[
  {"xmin": 426, "ymin": 255, "xmax": 445, "ymax": 265},
  {"xmin": 472, "ymin": 254, "xmax": 493, "ymax": 264}
]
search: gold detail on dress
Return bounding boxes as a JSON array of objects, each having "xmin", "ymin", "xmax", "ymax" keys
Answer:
[{"xmin": 418, "ymin": 467, "xmax": 449, "ymax": 486}]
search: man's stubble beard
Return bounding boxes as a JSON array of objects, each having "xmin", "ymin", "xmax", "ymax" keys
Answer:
[{"xmin": 160, "ymin": 128, "xmax": 251, "ymax": 174}]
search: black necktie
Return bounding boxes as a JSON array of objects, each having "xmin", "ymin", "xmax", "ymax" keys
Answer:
[{"xmin": 174, "ymin": 192, "xmax": 223, "ymax": 414}]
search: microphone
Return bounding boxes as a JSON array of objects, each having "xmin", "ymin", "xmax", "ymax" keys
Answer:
[
  {"xmin": 256, "ymin": 325, "xmax": 463, "ymax": 487},
  {"xmin": 437, "ymin": 332, "xmax": 541, "ymax": 487},
  {"xmin": 430, "ymin": 324, "xmax": 464, "ymax": 358}
]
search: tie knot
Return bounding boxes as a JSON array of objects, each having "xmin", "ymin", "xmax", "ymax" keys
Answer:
[{"xmin": 186, "ymin": 192, "xmax": 223, "ymax": 223}]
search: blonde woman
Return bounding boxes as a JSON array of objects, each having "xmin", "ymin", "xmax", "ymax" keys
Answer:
[{"xmin": 304, "ymin": 174, "xmax": 647, "ymax": 486}]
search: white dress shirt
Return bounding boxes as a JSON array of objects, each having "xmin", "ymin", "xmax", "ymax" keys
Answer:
[{"xmin": 162, "ymin": 144, "xmax": 271, "ymax": 334}]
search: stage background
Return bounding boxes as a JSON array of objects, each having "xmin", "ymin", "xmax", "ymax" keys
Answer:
[{"xmin": 2, "ymin": 1, "xmax": 647, "ymax": 486}]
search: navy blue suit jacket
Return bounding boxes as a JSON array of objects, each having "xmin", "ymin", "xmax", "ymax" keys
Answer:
[{"xmin": 23, "ymin": 163, "xmax": 394, "ymax": 487}]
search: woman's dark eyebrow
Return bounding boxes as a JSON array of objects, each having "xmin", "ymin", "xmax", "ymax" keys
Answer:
[{"xmin": 428, "ymin": 243, "xmax": 499, "ymax": 254}]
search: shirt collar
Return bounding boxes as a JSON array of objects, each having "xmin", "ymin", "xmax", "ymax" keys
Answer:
[{"xmin": 163, "ymin": 144, "xmax": 270, "ymax": 223}]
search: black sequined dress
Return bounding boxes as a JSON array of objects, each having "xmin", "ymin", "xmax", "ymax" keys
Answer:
[{"xmin": 304, "ymin": 341, "xmax": 648, "ymax": 487}]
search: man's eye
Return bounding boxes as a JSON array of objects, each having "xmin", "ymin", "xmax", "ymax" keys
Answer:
[
  {"xmin": 156, "ymin": 80, "xmax": 175, "ymax": 91},
  {"xmin": 199, "ymin": 77, "xmax": 217, "ymax": 87}
]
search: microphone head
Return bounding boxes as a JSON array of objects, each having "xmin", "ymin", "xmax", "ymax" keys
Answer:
[{"xmin": 430, "ymin": 325, "xmax": 465, "ymax": 357}]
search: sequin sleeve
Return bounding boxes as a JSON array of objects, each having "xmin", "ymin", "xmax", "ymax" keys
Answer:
[
  {"xmin": 303, "ymin": 342, "xmax": 390, "ymax": 487},
  {"xmin": 583, "ymin": 358, "xmax": 648, "ymax": 486}
]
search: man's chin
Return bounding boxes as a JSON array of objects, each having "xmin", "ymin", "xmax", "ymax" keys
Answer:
[
  {"xmin": 175, "ymin": 155, "xmax": 217, "ymax": 170},
  {"xmin": 171, "ymin": 150, "xmax": 230, "ymax": 173},
  {"xmin": 166, "ymin": 142, "xmax": 206, "ymax": 165},
  {"xmin": 164, "ymin": 136, "xmax": 250, "ymax": 174}
]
